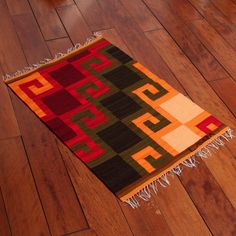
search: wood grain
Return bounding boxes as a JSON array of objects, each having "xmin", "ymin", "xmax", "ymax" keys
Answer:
[
  {"xmin": 74, "ymin": 0, "xmax": 109, "ymax": 31},
  {"xmin": 51, "ymin": 0, "xmax": 74, "ymax": 8},
  {"xmin": 210, "ymin": 78, "xmax": 236, "ymax": 117},
  {"xmin": 12, "ymin": 13, "xmax": 51, "ymax": 65},
  {"xmin": 0, "ymin": 188, "xmax": 11, "ymax": 236},
  {"xmin": 167, "ymin": 0, "xmax": 202, "ymax": 22},
  {"xmin": 120, "ymin": 0, "xmax": 163, "ymax": 32},
  {"xmin": 57, "ymin": 4, "xmax": 92, "ymax": 43},
  {"xmin": 144, "ymin": 0, "xmax": 230, "ymax": 82},
  {"xmin": 211, "ymin": 0, "xmax": 236, "ymax": 24},
  {"xmin": 180, "ymin": 164, "xmax": 236, "ymax": 236},
  {"xmin": 0, "ymin": 137, "xmax": 50, "ymax": 236},
  {"xmin": 189, "ymin": 0, "xmax": 236, "ymax": 50},
  {"xmin": 153, "ymin": 177, "xmax": 211, "ymax": 236},
  {"xmin": 0, "ymin": 67, "xmax": 20, "ymax": 139},
  {"xmin": 0, "ymin": 0, "xmax": 27, "ymax": 73},
  {"xmin": 65, "ymin": 229, "xmax": 97, "ymax": 236},
  {"xmin": 5, "ymin": 0, "xmax": 31, "ymax": 15},
  {"xmin": 47, "ymin": 37, "xmax": 73, "ymax": 55},
  {"xmin": 28, "ymin": 0, "xmax": 67, "ymax": 40},
  {"xmin": 190, "ymin": 19, "xmax": 236, "ymax": 80}
]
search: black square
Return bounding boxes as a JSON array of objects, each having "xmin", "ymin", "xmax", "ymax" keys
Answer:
[
  {"xmin": 92, "ymin": 155, "xmax": 141, "ymax": 192},
  {"xmin": 103, "ymin": 65, "xmax": 142, "ymax": 89},
  {"xmin": 101, "ymin": 92, "xmax": 141, "ymax": 119},
  {"xmin": 97, "ymin": 121, "xmax": 142, "ymax": 153},
  {"xmin": 107, "ymin": 46, "xmax": 132, "ymax": 64}
]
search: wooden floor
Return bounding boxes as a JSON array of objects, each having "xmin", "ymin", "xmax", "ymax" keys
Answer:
[{"xmin": 0, "ymin": 0, "xmax": 236, "ymax": 235}]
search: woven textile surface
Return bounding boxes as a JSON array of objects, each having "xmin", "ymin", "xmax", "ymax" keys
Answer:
[{"xmin": 5, "ymin": 35, "xmax": 232, "ymax": 207}]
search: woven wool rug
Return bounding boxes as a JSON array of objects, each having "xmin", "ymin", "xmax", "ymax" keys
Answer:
[{"xmin": 4, "ymin": 33, "xmax": 233, "ymax": 208}]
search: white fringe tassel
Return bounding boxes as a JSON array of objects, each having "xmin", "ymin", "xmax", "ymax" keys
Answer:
[
  {"xmin": 124, "ymin": 128, "xmax": 234, "ymax": 209},
  {"xmin": 2, "ymin": 32, "xmax": 102, "ymax": 82}
]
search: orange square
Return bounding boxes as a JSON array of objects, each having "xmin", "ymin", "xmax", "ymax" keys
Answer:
[{"xmin": 206, "ymin": 123, "xmax": 218, "ymax": 131}]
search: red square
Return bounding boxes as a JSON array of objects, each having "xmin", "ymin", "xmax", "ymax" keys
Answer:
[{"xmin": 43, "ymin": 90, "xmax": 80, "ymax": 115}]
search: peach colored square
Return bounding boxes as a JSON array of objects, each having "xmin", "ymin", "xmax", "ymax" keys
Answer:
[
  {"xmin": 162, "ymin": 125, "xmax": 201, "ymax": 153},
  {"xmin": 160, "ymin": 93, "xmax": 204, "ymax": 123}
]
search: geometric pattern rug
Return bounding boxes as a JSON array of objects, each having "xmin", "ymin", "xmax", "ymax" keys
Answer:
[{"xmin": 4, "ymin": 34, "xmax": 232, "ymax": 208}]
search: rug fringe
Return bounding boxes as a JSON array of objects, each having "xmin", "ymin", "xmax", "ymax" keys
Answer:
[
  {"xmin": 2, "ymin": 32, "xmax": 102, "ymax": 82},
  {"xmin": 124, "ymin": 128, "xmax": 234, "ymax": 209}
]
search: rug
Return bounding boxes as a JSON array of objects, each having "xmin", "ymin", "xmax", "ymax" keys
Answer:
[{"xmin": 4, "ymin": 33, "xmax": 233, "ymax": 208}]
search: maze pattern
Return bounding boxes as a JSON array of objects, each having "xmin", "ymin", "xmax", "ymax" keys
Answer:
[{"xmin": 8, "ymin": 38, "xmax": 226, "ymax": 199}]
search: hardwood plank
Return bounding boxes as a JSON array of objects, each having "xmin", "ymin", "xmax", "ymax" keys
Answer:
[
  {"xmin": 74, "ymin": 0, "xmax": 109, "ymax": 31},
  {"xmin": 65, "ymin": 229, "xmax": 97, "ymax": 236},
  {"xmin": 211, "ymin": 0, "xmax": 236, "ymax": 24},
  {"xmin": 47, "ymin": 37, "xmax": 73, "ymax": 55},
  {"xmin": 0, "ymin": 137, "xmax": 50, "ymax": 236},
  {"xmin": 0, "ymin": 67, "xmax": 20, "ymax": 139},
  {"xmin": 5, "ymin": 0, "xmax": 31, "ymax": 15},
  {"xmin": 121, "ymin": 176, "xmax": 211, "ymax": 236},
  {"xmin": 146, "ymin": 29, "xmax": 236, "ymax": 207},
  {"xmin": 144, "ymin": 0, "xmax": 230, "ymax": 81},
  {"xmin": 119, "ymin": 201, "xmax": 174, "ymax": 236},
  {"xmin": 120, "ymin": 0, "xmax": 163, "ymax": 32},
  {"xmin": 57, "ymin": 142, "xmax": 133, "ymax": 236},
  {"xmin": 99, "ymin": 0, "xmax": 186, "ymax": 94},
  {"xmin": 189, "ymin": 0, "xmax": 236, "ymax": 51},
  {"xmin": 28, "ymin": 0, "xmax": 67, "ymax": 40},
  {"xmin": 57, "ymin": 4, "xmax": 92, "ymax": 43},
  {"xmin": 51, "ymin": 0, "xmax": 74, "ymax": 8},
  {"xmin": 167, "ymin": 0, "xmax": 202, "ymax": 22},
  {"xmin": 210, "ymin": 78, "xmax": 236, "ymax": 117},
  {"xmin": 203, "ymin": 147, "xmax": 236, "ymax": 208},
  {"xmin": 0, "ymin": 188, "xmax": 11, "ymax": 236},
  {"xmin": 143, "ymin": 0, "xmax": 190, "ymax": 28},
  {"xmin": 154, "ymin": 177, "xmax": 211, "ymax": 236},
  {"xmin": 10, "ymin": 92, "xmax": 88, "ymax": 236},
  {"xmin": 190, "ymin": 19, "xmax": 236, "ymax": 80},
  {"xmin": 179, "ymin": 163, "xmax": 236, "ymax": 235},
  {"xmin": 0, "ymin": 0, "xmax": 27, "ymax": 74},
  {"xmin": 96, "ymin": 27, "xmax": 210, "ymax": 236},
  {"xmin": 12, "ymin": 13, "xmax": 51, "ymax": 65}
]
